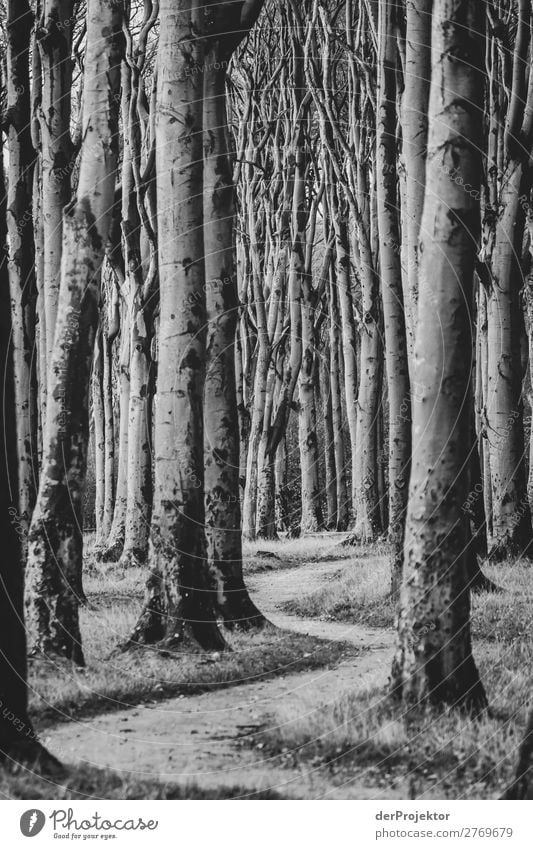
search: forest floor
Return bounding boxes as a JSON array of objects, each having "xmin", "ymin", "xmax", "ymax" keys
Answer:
[{"xmin": 4, "ymin": 534, "xmax": 533, "ymax": 800}]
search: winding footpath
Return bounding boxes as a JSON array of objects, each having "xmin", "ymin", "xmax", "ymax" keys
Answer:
[{"xmin": 44, "ymin": 553, "xmax": 399, "ymax": 799}]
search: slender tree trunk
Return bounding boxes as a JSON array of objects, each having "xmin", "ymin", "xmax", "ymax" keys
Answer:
[
  {"xmin": 25, "ymin": 0, "xmax": 123, "ymax": 664},
  {"xmin": 36, "ymin": 0, "xmax": 75, "ymax": 382},
  {"xmin": 328, "ymin": 271, "xmax": 350, "ymax": 531},
  {"xmin": 298, "ymin": 295, "xmax": 324, "ymax": 532},
  {"xmin": 5, "ymin": 0, "xmax": 38, "ymax": 543},
  {"xmin": 391, "ymin": 0, "xmax": 487, "ymax": 713},
  {"xmin": 486, "ymin": 164, "xmax": 532, "ymax": 559},
  {"xmin": 202, "ymin": 43, "xmax": 264, "ymax": 627},
  {"xmin": 99, "ymin": 322, "xmax": 130, "ymax": 561},
  {"xmin": 92, "ymin": 330, "xmax": 106, "ymax": 547},
  {"xmin": 376, "ymin": 0, "xmax": 411, "ymax": 596},
  {"xmin": 320, "ymin": 344, "xmax": 337, "ymax": 529},
  {"xmin": 402, "ymin": 0, "xmax": 431, "ymax": 354},
  {"xmin": 0, "ymin": 124, "xmax": 60, "ymax": 771}
]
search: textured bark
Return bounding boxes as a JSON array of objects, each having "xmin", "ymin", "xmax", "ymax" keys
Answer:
[
  {"xmin": 298, "ymin": 284, "xmax": 323, "ymax": 533},
  {"xmin": 0, "ymin": 134, "xmax": 60, "ymax": 771},
  {"xmin": 202, "ymin": 34, "xmax": 264, "ymax": 627},
  {"xmin": 353, "ymin": 245, "xmax": 382, "ymax": 540},
  {"xmin": 25, "ymin": 0, "xmax": 123, "ymax": 664},
  {"xmin": 99, "ymin": 326, "xmax": 130, "ymax": 561},
  {"xmin": 330, "ymin": 197, "xmax": 358, "ymax": 520},
  {"xmin": 483, "ymin": 1, "xmax": 533, "ymax": 559},
  {"xmin": 5, "ymin": 0, "xmax": 38, "ymax": 544},
  {"xmin": 320, "ymin": 346, "xmax": 338, "ymax": 529},
  {"xmin": 36, "ymin": 0, "xmax": 75, "ymax": 380},
  {"xmin": 118, "ymin": 36, "xmax": 153, "ymax": 571},
  {"xmin": 129, "ymin": 0, "xmax": 226, "ymax": 651},
  {"xmin": 376, "ymin": 0, "xmax": 411, "ymax": 596},
  {"xmin": 92, "ymin": 330, "xmax": 106, "ymax": 547},
  {"xmin": 402, "ymin": 0, "xmax": 431, "ymax": 352},
  {"xmin": 328, "ymin": 271, "xmax": 350, "ymax": 531},
  {"xmin": 242, "ymin": 250, "xmax": 283, "ymax": 540},
  {"xmin": 486, "ymin": 162, "xmax": 532, "ymax": 558},
  {"xmin": 391, "ymin": 0, "xmax": 487, "ymax": 713}
]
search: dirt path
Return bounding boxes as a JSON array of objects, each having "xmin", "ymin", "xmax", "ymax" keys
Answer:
[{"xmin": 44, "ymin": 554, "xmax": 398, "ymax": 799}]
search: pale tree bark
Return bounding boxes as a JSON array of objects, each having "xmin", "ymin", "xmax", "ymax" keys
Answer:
[
  {"xmin": 118, "ymin": 13, "xmax": 155, "ymax": 571},
  {"xmin": 376, "ymin": 0, "xmax": 411, "ymax": 596},
  {"xmin": 320, "ymin": 341, "xmax": 338, "ymax": 529},
  {"xmin": 36, "ymin": 0, "xmax": 75, "ymax": 383},
  {"xmin": 202, "ymin": 16, "xmax": 265, "ymax": 627},
  {"xmin": 92, "ymin": 329, "xmax": 106, "ymax": 547},
  {"xmin": 484, "ymin": 1, "xmax": 533, "ymax": 559},
  {"xmin": 328, "ymin": 269, "xmax": 350, "ymax": 531},
  {"xmin": 128, "ymin": 0, "xmax": 226, "ymax": 650},
  {"xmin": 98, "ymin": 310, "xmax": 130, "ymax": 561},
  {"xmin": 25, "ymin": 0, "xmax": 123, "ymax": 664},
  {"xmin": 391, "ymin": 0, "xmax": 487, "ymax": 713},
  {"xmin": 402, "ymin": 0, "xmax": 431, "ymax": 353},
  {"xmin": 5, "ymin": 0, "xmax": 38, "ymax": 545},
  {"xmin": 0, "ymin": 128, "xmax": 60, "ymax": 772}
]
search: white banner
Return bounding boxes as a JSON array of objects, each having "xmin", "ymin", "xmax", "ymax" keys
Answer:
[{"xmin": 1, "ymin": 799, "xmax": 532, "ymax": 848}]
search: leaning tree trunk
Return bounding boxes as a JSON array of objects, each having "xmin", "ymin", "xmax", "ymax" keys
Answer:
[
  {"xmin": 25, "ymin": 0, "xmax": 123, "ymax": 664},
  {"xmin": 376, "ymin": 0, "xmax": 411, "ymax": 596},
  {"xmin": 129, "ymin": 0, "xmax": 226, "ymax": 651},
  {"xmin": 391, "ymin": 0, "xmax": 487, "ymax": 713}
]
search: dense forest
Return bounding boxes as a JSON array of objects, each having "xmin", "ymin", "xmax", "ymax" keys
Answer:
[{"xmin": 1, "ymin": 0, "xmax": 533, "ymax": 802}]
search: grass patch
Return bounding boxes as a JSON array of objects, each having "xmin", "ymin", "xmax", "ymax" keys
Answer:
[
  {"xmin": 29, "ymin": 560, "xmax": 355, "ymax": 731},
  {"xmin": 0, "ymin": 763, "xmax": 286, "ymax": 800},
  {"xmin": 280, "ymin": 548, "xmax": 395, "ymax": 628},
  {"xmin": 248, "ymin": 558, "xmax": 533, "ymax": 799}
]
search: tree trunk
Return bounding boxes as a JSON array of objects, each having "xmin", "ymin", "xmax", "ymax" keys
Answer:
[
  {"xmin": 320, "ymin": 344, "xmax": 337, "ymax": 529},
  {"xmin": 402, "ymin": 0, "xmax": 431, "ymax": 352},
  {"xmin": 376, "ymin": 0, "xmax": 411, "ymax": 596},
  {"xmin": 25, "ymin": 0, "xmax": 123, "ymax": 664},
  {"xmin": 0, "ymin": 125, "xmax": 60, "ymax": 772},
  {"xmin": 5, "ymin": 0, "xmax": 38, "ymax": 544},
  {"xmin": 99, "ymin": 323, "xmax": 130, "ymax": 561},
  {"xmin": 36, "ymin": 0, "xmax": 75, "ymax": 383},
  {"xmin": 391, "ymin": 0, "xmax": 487, "ymax": 713},
  {"xmin": 328, "ymin": 270, "xmax": 350, "ymax": 531},
  {"xmin": 486, "ymin": 162, "xmax": 532, "ymax": 559},
  {"xmin": 202, "ymin": 40, "xmax": 264, "ymax": 627},
  {"xmin": 129, "ymin": 0, "xmax": 226, "ymax": 651}
]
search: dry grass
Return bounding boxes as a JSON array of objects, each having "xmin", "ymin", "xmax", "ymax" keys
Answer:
[{"xmin": 250, "ymin": 557, "xmax": 533, "ymax": 799}]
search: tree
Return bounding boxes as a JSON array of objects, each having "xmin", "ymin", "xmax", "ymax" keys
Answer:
[
  {"xmin": 376, "ymin": 0, "xmax": 411, "ymax": 595},
  {"xmin": 129, "ymin": 0, "xmax": 265, "ymax": 648},
  {"xmin": 391, "ymin": 0, "xmax": 487, "ymax": 713},
  {"xmin": 25, "ymin": 0, "xmax": 124, "ymax": 664},
  {"xmin": 0, "ymin": 106, "xmax": 59, "ymax": 772},
  {"xmin": 483, "ymin": 0, "xmax": 533, "ymax": 560},
  {"xmin": 5, "ymin": 0, "xmax": 38, "ymax": 543}
]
